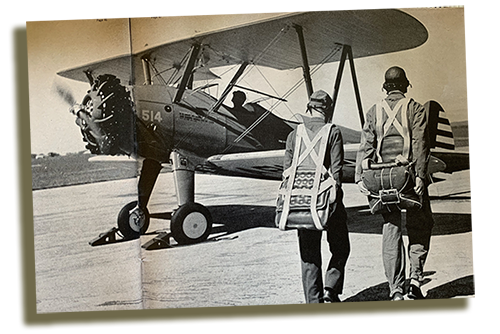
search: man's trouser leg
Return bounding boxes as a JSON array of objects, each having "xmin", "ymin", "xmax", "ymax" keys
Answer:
[
  {"xmin": 406, "ymin": 191, "xmax": 434, "ymax": 286},
  {"xmin": 381, "ymin": 211, "xmax": 406, "ymax": 298},
  {"xmin": 325, "ymin": 203, "xmax": 350, "ymax": 295},
  {"xmin": 298, "ymin": 229, "xmax": 323, "ymax": 303}
]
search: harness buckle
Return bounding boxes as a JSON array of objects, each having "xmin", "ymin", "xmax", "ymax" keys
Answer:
[{"xmin": 379, "ymin": 189, "xmax": 400, "ymax": 205}]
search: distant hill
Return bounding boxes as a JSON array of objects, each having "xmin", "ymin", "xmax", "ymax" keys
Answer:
[{"xmin": 451, "ymin": 121, "xmax": 469, "ymax": 148}]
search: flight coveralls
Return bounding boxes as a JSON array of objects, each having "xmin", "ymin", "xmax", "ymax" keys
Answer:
[
  {"xmin": 355, "ymin": 91, "xmax": 434, "ymax": 299},
  {"xmin": 284, "ymin": 116, "xmax": 350, "ymax": 303}
]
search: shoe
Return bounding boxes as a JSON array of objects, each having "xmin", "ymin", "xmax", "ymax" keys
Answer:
[
  {"xmin": 391, "ymin": 292, "xmax": 404, "ymax": 301},
  {"xmin": 408, "ymin": 284, "xmax": 425, "ymax": 300},
  {"xmin": 324, "ymin": 289, "xmax": 341, "ymax": 303}
]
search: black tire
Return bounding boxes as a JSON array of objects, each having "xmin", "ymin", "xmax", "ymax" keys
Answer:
[
  {"xmin": 117, "ymin": 201, "xmax": 150, "ymax": 240},
  {"xmin": 170, "ymin": 202, "xmax": 212, "ymax": 245}
]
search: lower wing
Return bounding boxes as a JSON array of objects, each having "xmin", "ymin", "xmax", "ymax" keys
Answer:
[{"xmin": 201, "ymin": 144, "xmax": 469, "ymax": 184}]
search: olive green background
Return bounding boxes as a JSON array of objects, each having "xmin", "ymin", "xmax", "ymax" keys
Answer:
[{"xmin": 8, "ymin": 6, "xmax": 475, "ymax": 330}]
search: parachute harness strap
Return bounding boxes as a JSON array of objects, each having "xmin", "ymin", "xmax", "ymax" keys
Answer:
[
  {"xmin": 375, "ymin": 97, "xmax": 411, "ymax": 162},
  {"xmin": 279, "ymin": 123, "xmax": 334, "ymax": 230}
]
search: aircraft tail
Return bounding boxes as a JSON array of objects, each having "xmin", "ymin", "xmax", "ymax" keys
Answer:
[{"xmin": 424, "ymin": 100, "xmax": 455, "ymax": 150}]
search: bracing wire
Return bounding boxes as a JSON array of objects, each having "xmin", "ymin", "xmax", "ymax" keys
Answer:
[
  {"xmin": 172, "ymin": 62, "xmax": 246, "ymax": 151},
  {"xmin": 173, "ymin": 26, "xmax": 290, "ymax": 151},
  {"xmin": 252, "ymin": 66, "xmax": 293, "ymax": 114},
  {"xmin": 167, "ymin": 50, "xmax": 191, "ymax": 85},
  {"xmin": 148, "ymin": 61, "xmax": 169, "ymax": 86},
  {"xmin": 224, "ymin": 44, "xmax": 343, "ymax": 152}
]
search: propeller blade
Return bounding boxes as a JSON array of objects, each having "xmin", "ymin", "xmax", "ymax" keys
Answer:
[{"xmin": 53, "ymin": 82, "xmax": 76, "ymax": 107}]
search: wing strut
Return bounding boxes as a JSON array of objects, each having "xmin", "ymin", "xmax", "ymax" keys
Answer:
[
  {"xmin": 347, "ymin": 46, "xmax": 365, "ymax": 127},
  {"xmin": 142, "ymin": 57, "xmax": 152, "ymax": 85},
  {"xmin": 294, "ymin": 24, "xmax": 313, "ymax": 98},
  {"xmin": 173, "ymin": 61, "xmax": 249, "ymax": 151},
  {"xmin": 331, "ymin": 45, "xmax": 364, "ymax": 127},
  {"xmin": 208, "ymin": 61, "xmax": 249, "ymax": 114},
  {"xmin": 174, "ymin": 43, "xmax": 201, "ymax": 104}
]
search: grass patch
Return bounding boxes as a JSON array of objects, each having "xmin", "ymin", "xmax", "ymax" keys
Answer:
[{"xmin": 31, "ymin": 153, "xmax": 139, "ymax": 190}]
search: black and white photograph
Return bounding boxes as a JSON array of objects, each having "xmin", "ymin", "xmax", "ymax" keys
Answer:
[{"xmin": 26, "ymin": 6, "xmax": 474, "ymax": 313}]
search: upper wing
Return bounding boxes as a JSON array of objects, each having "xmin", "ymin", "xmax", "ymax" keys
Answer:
[{"xmin": 58, "ymin": 9, "xmax": 427, "ymax": 84}]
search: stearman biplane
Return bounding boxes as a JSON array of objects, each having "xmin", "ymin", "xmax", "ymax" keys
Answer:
[{"xmin": 56, "ymin": 9, "xmax": 469, "ymax": 248}]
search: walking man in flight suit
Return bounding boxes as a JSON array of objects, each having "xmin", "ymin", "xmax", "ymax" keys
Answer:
[
  {"xmin": 284, "ymin": 90, "xmax": 350, "ymax": 303},
  {"xmin": 356, "ymin": 67, "xmax": 434, "ymax": 301}
]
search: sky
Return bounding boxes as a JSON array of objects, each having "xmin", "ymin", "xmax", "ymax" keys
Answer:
[{"xmin": 26, "ymin": 7, "xmax": 467, "ymax": 154}]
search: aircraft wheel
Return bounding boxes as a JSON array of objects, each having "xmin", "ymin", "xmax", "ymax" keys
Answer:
[
  {"xmin": 170, "ymin": 202, "xmax": 212, "ymax": 245},
  {"xmin": 117, "ymin": 201, "xmax": 150, "ymax": 240}
]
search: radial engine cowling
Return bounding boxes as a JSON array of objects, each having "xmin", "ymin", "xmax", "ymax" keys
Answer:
[{"xmin": 71, "ymin": 74, "xmax": 135, "ymax": 156}]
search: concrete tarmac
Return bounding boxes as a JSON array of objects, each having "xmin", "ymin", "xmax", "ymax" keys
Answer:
[{"xmin": 32, "ymin": 170, "xmax": 473, "ymax": 313}]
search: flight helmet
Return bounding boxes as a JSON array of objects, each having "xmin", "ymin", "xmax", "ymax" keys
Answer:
[
  {"xmin": 307, "ymin": 90, "xmax": 334, "ymax": 122},
  {"xmin": 383, "ymin": 66, "xmax": 410, "ymax": 93}
]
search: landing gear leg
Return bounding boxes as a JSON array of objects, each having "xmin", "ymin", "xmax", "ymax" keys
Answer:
[
  {"xmin": 170, "ymin": 151, "xmax": 212, "ymax": 245},
  {"xmin": 117, "ymin": 159, "xmax": 162, "ymax": 239},
  {"xmin": 138, "ymin": 159, "xmax": 163, "ymax": 210}
]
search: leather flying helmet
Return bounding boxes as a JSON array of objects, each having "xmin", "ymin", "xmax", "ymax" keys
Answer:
[
  {"xmin": 383, "ymin": 66, "xmax": 410, "ymax": 93},
  {"xmin": 307, "ymin": 90, "xmax": 333, "ymax": 113}
]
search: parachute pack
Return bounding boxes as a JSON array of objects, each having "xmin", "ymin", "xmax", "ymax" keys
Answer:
[
  {"xmin": 276, "ymin": 123, "xmax": 336, "ymax": 230},
  {"xmin": 361, "ymin": 98, "xmax": 422, "ymax": 214}
]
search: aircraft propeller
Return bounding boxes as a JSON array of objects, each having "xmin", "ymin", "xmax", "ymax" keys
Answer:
[{"xmin": 53, "ymin": 81, "xmax": 77, "ymax": 107}]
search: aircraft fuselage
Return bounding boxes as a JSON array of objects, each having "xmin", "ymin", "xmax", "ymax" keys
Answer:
[{"xmin": 133, "ymin": 85, "xmax": 293, "ymax": 164}]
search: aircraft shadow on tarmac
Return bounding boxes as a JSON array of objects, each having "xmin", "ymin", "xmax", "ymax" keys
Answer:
[
  {"xmin": 344, "ymin": 205, "xmax": 472, "ymax": 236},
  {"xmin": 147, "ymin": 202, "xmax": 472, "ymax": 240},
  {"xmin": 203, "ymin": 203, "xmax": 472, "ymax": 237},
  {"xmin": 344, "ymin": 275, "xmax": 474, "ymax": 302}
]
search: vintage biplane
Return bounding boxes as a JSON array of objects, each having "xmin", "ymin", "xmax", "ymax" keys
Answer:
[{"xmin": 56, "ymin": 9, "xmax": 469, "ymax": 248}]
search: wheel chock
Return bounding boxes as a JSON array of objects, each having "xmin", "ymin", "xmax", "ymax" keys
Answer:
[
  {"xmin": 89, "ymin": 227, "xmax": 122, "ymax": 246},
  {"xmin": 142, "ymin": 232, "xmax": 173, "ymax": 250}
]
